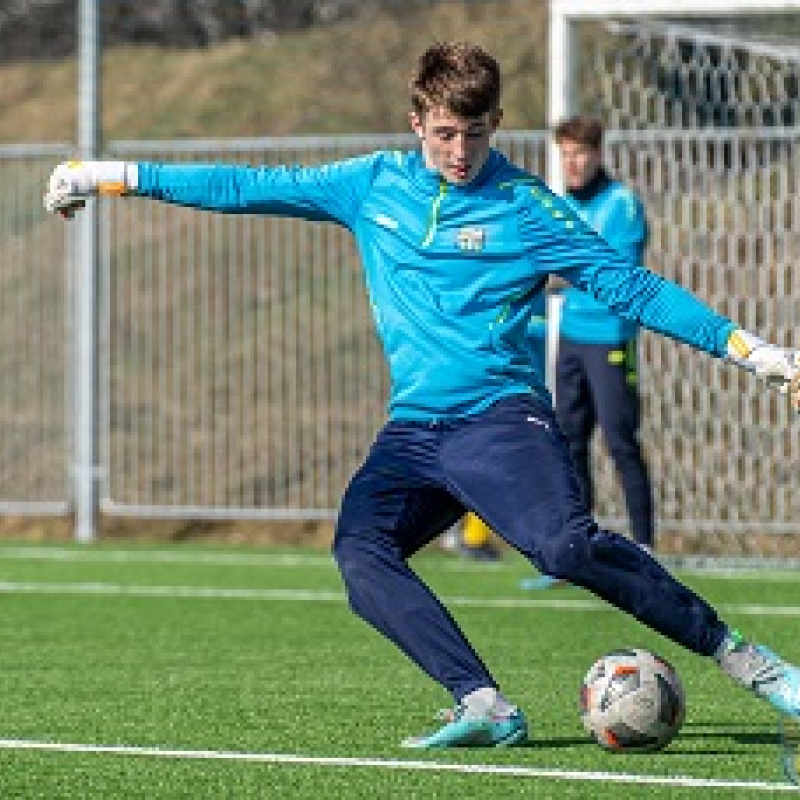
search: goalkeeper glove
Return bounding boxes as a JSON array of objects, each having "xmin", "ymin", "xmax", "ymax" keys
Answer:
[
  {"xmin": 727, "ymin": 329, "xmax": 800, "ymax": 409},
  {"xmin": 44, "ymin": 161, "xmax": 138, "ymax": 217}
]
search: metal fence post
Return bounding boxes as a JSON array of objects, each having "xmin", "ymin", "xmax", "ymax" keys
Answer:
[{"xmin": 74, "ymin": 0, "xmax": 100, "ymax": 542}]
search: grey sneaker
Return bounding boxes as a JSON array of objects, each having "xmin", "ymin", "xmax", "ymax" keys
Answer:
[{"xmin": 717, "ymin": 631, "xmax": 800, "ymax": 717}]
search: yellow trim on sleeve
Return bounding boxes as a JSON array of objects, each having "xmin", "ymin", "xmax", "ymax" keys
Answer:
[
  {"xmin": 727, "ymin": 330, "xmax": 752, "ymax": 360},
  {"xmin": 98, "ymin": 182, "xmax": 127, "ymax": 196}
]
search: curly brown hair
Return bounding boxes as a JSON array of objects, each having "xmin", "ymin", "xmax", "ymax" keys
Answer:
[{"xmin": 410, "ymin": 42, "xmax": 501, "ymax": 118}]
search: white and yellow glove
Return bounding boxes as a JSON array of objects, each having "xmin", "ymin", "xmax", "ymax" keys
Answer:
[
  {"xmin": 727, "ymin": 329, "xmax": 800, "ymax": 410},
  {"xmin": 44, "ymin": 160, "xmax": 137, "ymax": 218}
]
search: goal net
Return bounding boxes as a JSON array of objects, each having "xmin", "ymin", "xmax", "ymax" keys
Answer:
[{"xmin": 549, "ymin": 2, "xmax": 800, "ymax": 562}]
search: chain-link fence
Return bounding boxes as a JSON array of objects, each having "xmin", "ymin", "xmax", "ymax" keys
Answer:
[
  {"xmin": 0, "ymin": 144, "xmax": 72, "ymax": 515},
  {"xmin": 574, "ymin": 15, "xmax": 800, "ymax": 556},
  {"xmin": 5, "ymin": 122, "xmax": 800, "ymax": 559}
]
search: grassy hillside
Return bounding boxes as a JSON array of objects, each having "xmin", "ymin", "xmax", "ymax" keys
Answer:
[
  {"xmin": 0, "ymin": 0, "xmax": 548, "ymax": 145},
  {"xmin": 1, "ymin": 3, "xmax": 797, "ymax": 145}
]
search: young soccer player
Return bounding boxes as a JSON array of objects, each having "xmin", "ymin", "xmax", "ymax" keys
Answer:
[{"xmin": 44, "ymin": 41, "xmax": 800, "ymax": 749}]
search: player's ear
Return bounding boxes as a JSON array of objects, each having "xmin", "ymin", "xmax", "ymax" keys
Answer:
[
  {"xmin": 489, "ymin": 109, "xmax": 503, "ymax": 131},
  {"xmin": 409, "ymin": 111, "xmax": 424, "ymax": 138}
]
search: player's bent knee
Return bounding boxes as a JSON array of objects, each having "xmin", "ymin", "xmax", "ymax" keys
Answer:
[
  {"xmin": 331, "ymin": 519, "xmax": 362, "ymax": 566},
  {"xmin": 331, "ymin": 531, "xmax": 397, "ymax": 625},
  {"xmin": 331, "ymin": 532, "xmax": 368, "ymax": 600},
  {"xmin": 332, "ymin": 518, "xmax": 385, "ymax": 576},
  {"xmin": 537, "ymin": 517, "xmax": 596, "ymax": 579}
]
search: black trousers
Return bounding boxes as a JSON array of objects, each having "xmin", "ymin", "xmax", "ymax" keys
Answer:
[{"xmin": 555, "ymin": 336, "xmax": 654, "ymax": 547}]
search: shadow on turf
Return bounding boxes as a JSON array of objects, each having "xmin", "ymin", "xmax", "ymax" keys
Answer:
[
  {"xmin": 527, "ymin": 725, "xmax": 776, "ymax": 753},
  {"xmin": 516, "ymin": 737, "xmax": 589, "ymax": 749},
  {"xmin": 664, "ymin": 724, "xmax": 778, "ymax": 754}
]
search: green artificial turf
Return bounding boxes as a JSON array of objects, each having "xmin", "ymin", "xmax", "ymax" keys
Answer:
[{"xmin": 0, "ymin": 542, "xmax": 796, "ymax": 798}]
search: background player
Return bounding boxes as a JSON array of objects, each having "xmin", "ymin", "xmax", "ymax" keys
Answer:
[{"xmin": 523, "ymin": 116, "xmax": 654, "ymax": 590}]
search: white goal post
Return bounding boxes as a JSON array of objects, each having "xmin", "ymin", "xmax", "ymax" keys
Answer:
[
  {"xmin": 548, "ymin": 0, "xmax": 800, "ymax": 190},
  {"xmin": 546, "ymin": 1, "xmax": 800, "ymax": 560}
]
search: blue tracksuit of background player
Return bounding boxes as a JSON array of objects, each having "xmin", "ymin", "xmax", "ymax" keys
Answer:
[
  {"xmin": 557, "ymin": 167, "xmax": 655, "ymax": 548},
  {"xmin": 559, "ymin": 168, "xmax": 643, "ymax": 345}
]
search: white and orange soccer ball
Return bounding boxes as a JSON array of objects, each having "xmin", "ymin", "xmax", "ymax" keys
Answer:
[{"xmin": 579, "ymin": 648, "xmax": 685, "ymax": 753}]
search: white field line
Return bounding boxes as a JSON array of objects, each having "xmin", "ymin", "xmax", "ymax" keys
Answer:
[
  {"xmin": 0, "ymin": 544, "xmax": 799, "ymax": 579},
  {"xmin": 0, "ymin": 738, "xmax": 794, "ymax": 792},
  {"xmin": 0, "ymin": 581, "xmax": 344, "ymax": 603},
  {"xmin": 0, "ymin": 545, "xmax": 799, "ymax": 616},
  {"xmin": 0, "ymin": 546, "xmax": 497, "ymax": 573},
  {"xmin": 0, "ymin": 546, "xmax": 336, "ymax": 568},
  {"xmin": 0, "ymin": 580, "xmax": 797, "ymax": 619}
]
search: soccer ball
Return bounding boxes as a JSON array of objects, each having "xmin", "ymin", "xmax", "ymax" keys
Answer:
[{"xmin": 579, "ymin": 648, "xmax": 685, "ymax": 753}]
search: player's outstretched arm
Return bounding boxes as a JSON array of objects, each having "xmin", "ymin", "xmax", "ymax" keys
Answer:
[
  {"xmin": 45, "ymin": 155, "xmax": 380, "ymax": 227},
  {"xmin": 543, "ymin": 197, "xmax": 800, "ymax": 411},
  {"xmin": 44, "ymin": 161, "xmax": 136, "ymax": 217}
]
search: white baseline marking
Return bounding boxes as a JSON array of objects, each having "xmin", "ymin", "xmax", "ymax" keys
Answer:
[
  {"xmin": 4, "ymin": 545, "xmax": 800, "ymax": 580},
  {"xmin": 0, "ymin": 546, "xmax": 504, "ymax": 572},
  {"xmin": 0, "ymin": 581, "xmax": 797, "ymax": 618},
  {"xmin": 0, "ymin": 739, "xmax": 793, "ymax": 792},
  {"xmin": 0, "ymin": 581, "xmax": 344, "ymax": 603},
  {"xmin": 0, "ymin": 546, "xmax": 334, "ymax": 568},
  {"xmin": 5, "ymin": 545, "xmax": 800, "ymax": 581}
]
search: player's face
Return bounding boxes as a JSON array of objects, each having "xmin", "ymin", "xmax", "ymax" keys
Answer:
[
  {"xmin": 558, "ymin": 138, "xmax": 602, "ymax": 191},
  {"xmin": 410, "ymin": 105, "xmax": 502, "ymax": 185}
]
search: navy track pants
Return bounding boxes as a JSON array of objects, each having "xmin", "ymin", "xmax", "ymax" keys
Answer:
[
  {"xmin": 556, "ymin": 336, "xmax": 654, "ymax": 547},
  {"xmin": 333, "ymin": 394, "xmax": 725, "ymax": 702}
]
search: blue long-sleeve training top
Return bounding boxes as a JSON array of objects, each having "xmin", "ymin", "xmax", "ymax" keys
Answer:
[
  {"xmin": 135, "ymin": 149, "xmax": 736, "ymax": 421},
  {"xmin": 559, "ymin": 169, "xmax": 647, "ymax": 345}
]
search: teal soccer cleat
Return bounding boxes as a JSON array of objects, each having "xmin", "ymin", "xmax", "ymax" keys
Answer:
[
  {"xmin": 717, "ymin": 632, "xmax": 800, "ymax": 718},
  {"xmin": 401, "ymin": 706, "xmax": 528, "ymax": 749}
]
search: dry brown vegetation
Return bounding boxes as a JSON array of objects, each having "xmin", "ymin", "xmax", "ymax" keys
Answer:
[
  {"xmin": 0, "ymin": 0, "xmax": 548, "ymax": 145},
  {"xmin": 0, "ymin": 0, "xmax": 550, "ymax": 545}
]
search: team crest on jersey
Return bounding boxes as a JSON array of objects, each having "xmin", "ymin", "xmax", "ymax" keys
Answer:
[{"xmin": 456, "ymin": 226, "xmax": 485, "ymax": 251}]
